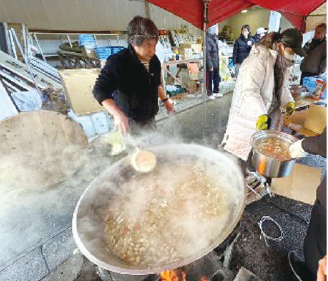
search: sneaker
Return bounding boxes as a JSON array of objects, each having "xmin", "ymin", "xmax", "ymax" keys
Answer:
[
  {"xmin": 207, "ymin": 94, "xmax": 216, "ymax": 100},
  {"xmin": 288, "ymin": 251, "xmax": 312, "ymax": 281},
  {"xmin": 213, "ymin": 92, "xmax": 223, "ymax": 98}
]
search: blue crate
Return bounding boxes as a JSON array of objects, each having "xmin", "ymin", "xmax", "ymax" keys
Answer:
[
  {"xmin": 94, "ymin": 46, "xmax": 125, "ymax": 60},
  {"xmin": 79, "ymin": 34, "xmax": 97, "ymax": 48},
  {"xmin": 111, "ymin": 46, "xmax": 124, "ymax": 55},
  {"xmin": 94, "ymin": 47, "xmax": 112, "ymax": 60}
]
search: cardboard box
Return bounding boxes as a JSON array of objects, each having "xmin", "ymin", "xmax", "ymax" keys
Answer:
[
  {"xmin": 60, "ymin": 69, "xmax": 104, "ymax": 115},
  {"xmin": 271, "ymin": 164, "xmax": 322, "ymax": 205},
  {"xmin": 303, "ymin": 104, "xmax": 327, "ymax": 134},
  {"xmin": 179, "ymin": 43, "xmax": 202, "ymax": 54},
  {"xmin": 178, "ymin": 47, "xmax": 193, "ymax": 60},
  {"xmin": 284, "ymin": 105, "xmax": 326, "ymax": 137}
]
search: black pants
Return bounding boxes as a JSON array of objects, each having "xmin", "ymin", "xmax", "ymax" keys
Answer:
[
  {"xmin": 304, "ymin": 199, "xmax": 327, "ymax": 280},
  {"xmin": 129, "ymin": 118, "xmax": 156, "ymax": 136},
  {"xmin": 206, "ymin": 67, "xmax": 220, "ymax": 95},
  {"xmin": 301, "ymin": 72, "xmax": 318, "ymax": 85}
]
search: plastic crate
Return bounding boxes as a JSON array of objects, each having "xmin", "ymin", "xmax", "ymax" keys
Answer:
[
  {"xmin": 79, "ymin": 34, "xmax": 97, "ymax": 49},
  {"xmin": 94, "ymin": 47, "xmax": 112, "ymax": 61},
  {"xmin": 111, "ymin": 46, "xmax": 124, "ymax": 55}
]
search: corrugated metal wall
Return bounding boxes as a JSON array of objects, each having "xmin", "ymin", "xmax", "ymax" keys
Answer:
[{"xmin": 0, "ymin": 0, "xmax": 200, "ymax": 33}]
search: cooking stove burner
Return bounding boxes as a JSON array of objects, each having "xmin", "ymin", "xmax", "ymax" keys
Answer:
[{"xmin": 97, "ymin": 234, "xmax": 240, "ymax": 281}]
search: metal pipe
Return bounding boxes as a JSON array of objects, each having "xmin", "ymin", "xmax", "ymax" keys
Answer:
[
  {"xmin": 22, "ymin": 24, "xmax": 28, "ymax": 60},
  {"xmin": 33, "ymin": 32, "xmax": 120, "ymax": 36},
  {"xmin": 33, "ymin": 33, "xmax": 47, "ymax": 62},
  {"xmin": 202, "ymin": 0, "xmax": 210, "ymax": 137},
  {"xmin": 8, "ymin": 29, "xmax": 18, "ymax": 60},
  {"xmin": 3, "ymin": 23, "xmax": 13, "ymax": 57},
  {"xmin": 11, "ymin": 28, "xmax": 25, "ymax": 61},
  {"xmin": 67, "ymin": 34, "xmax": 73, "ymax": 48},
  {"xmin": 94, "ymin": 35, "xmax": 99, "ymax": 46}
]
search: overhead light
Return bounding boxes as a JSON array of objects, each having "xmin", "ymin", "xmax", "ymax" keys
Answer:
[{"xmin": 241, "ymin": 10, "xmax": 248, "ymax": 13}]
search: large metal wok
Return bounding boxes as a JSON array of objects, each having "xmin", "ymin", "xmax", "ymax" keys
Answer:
[{"xmin": 72, "ymin": 144, "xmax": 245, "ymax": 275}]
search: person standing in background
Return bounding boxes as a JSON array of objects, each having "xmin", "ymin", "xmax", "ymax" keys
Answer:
[
  {"xmin": 253, "ymin": 27, "xmax": 267, "ymax": 44},
  {"xmin": 300, "ymin": 23, "xmax": 327, "ymax": 84},
  {"xmin": 206, "ymin": 25, "xmax": 221, "ymax": 99},
  {"xmin": 233, "ymin": 25, "xmax": 255, "ymax": 77}
]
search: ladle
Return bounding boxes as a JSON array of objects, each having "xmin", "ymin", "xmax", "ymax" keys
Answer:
[{"xmin": 127, "ymin": 133, "xmax": 157, "ymax": 173}]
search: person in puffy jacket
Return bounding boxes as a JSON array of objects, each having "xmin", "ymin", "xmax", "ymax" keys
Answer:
[
  {"xmin": 233, "ymin": 25, "xmax": 255, "ymax": 77},
  {"xmin": 222, "ymin": 29, "xmax": 306, "ymax": 163}
]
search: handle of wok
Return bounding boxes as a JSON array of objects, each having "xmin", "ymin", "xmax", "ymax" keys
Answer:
[{"xmin": 126, "ymin": 133, "xmax": 139, "ymax": 152}]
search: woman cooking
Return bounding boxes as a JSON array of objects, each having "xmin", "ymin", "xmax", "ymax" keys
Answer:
[{"xmin": 221, "ymin": 29, "xmax": 306, "ymax": 165}]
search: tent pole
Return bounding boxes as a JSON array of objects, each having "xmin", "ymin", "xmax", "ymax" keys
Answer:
[{"xmin": 202, "ymin": 0, "xmax": 210, "ymax": 137}]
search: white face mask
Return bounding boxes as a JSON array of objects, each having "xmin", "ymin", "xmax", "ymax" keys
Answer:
[{"xmin": 283, "ymin": 49, "xmax": 295, "ymax": 61}]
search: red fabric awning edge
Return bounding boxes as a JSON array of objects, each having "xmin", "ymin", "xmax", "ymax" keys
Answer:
[{"xmin": 146, "ymin": 0, "xmax": 325, "ymax": 31}]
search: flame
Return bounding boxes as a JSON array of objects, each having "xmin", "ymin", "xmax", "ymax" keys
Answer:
[
  {"xmin": 160, "ymin": 270, "xmax": 186, "ymax": 281},
  {"xmin": 160, "ymin": 270, "xmax": 207, "ymax": 281}
]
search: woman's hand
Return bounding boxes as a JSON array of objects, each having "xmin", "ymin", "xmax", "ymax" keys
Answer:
[
  {"xmin": 317, "ymin": 255, "xmax": 327, "ymax": 281},
  {"xmin": 102, "ymin": 99, "xmax": 130, "ymax": 133},
  {"xmin": 112, "ymin": 110, "xmax": 130, "ymax": 133},
  {"xmin": 164, "ymin": 99, "xmax": 176, "ymax": 115}
]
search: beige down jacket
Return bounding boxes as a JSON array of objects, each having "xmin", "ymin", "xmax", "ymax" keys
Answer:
[{"xmin": 222, "ymin": 44, "xmax": 294, "ymax": 161}]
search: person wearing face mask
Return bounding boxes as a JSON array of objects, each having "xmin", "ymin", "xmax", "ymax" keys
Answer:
[
  {"xmin": 93, "ymin": 16, "xmax": 174, "ymax": 134},
  {"xmin": 252, "ymin": 27, "xmax": 267, "ymax": 44},
  {"xmin": 300, "ymin": 23, "xmax": 327, "ymax": 84},
  {"xmin": 221, "ymin": 29, "xmax": 306, "ymax": 164},
  {"xmin": 233, "ymin": 24, "xmax": 255, "ymax": 77}
]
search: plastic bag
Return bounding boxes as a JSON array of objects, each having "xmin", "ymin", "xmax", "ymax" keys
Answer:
[
  {"xmin": 11, "ymin": 90, "xmax": 42, "ymax": 111},
  {"xmin": 105, "ymin": 127, "xmax": 126, "ymax": 155},
  {"xmin": 312, "ymin": 79, "xmax": 327, "ymax": 100},
  {"xmin": 303, "ymin": 75, "xmax": 327, "ymax": 100}
]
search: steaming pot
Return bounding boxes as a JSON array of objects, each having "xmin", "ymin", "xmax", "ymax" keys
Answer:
[
  {"xmin": 72, "ymin": 144, "xmax": 245, "ymax": 275},
  {"xmin": 251, "ymin": 130, "xmax": 298, "ymax": 178}
]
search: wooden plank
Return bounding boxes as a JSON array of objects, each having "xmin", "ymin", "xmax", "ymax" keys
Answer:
[
  {"xmin": 284, "ymin": 109, "xmax": 320, "ymax": 137},
  {"xmin": 303, "ymin": 104, "xmax": 327, "ymax": 134},
  {"xmin": 271, "ymin": 164, "xmax": 322, "ymax": 205},
  {"xmin": 30, "ymin": 29, "xmax": 125, "ymax": 34},
  {"xmin": 0, "ymin": 81, "xmax": 18, "ymax": 121},
  {"xmin": 0, "ymin": 66, "xmax": 35, "ymax": 91},
  {"xmin": 0, "ymin": 50, "xmax": 63, "ymax": 91},
  {"xmin": 0, "ymin": 110, "xmax": 88, "ymax": 188},
  {"xmin": 59, "ymin": 69, "xmax": 104, "ymax": 115}
]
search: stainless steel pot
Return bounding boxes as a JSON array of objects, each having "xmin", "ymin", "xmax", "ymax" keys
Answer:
[
  {"xmin": 72, "ymin": 144, "xmax": 245, "ymax": 275},
  {"xmin": 251, "ymin": 130, "xmax": 298, "ymax": 178}
]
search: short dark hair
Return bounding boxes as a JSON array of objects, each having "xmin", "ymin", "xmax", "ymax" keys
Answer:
[
  {"xmin": 241, "ymin": 25, "xmax": 250, "ymax": 32},
  {"xmin": 316, "ymin": 23, "xmax": 327, "ymax": 32},
  {"xmin": 127, "ymin": 16, "xmax": 159, "ymax": 45}
]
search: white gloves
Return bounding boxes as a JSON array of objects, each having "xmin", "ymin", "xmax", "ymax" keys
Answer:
[{"xmin": 289, "ymin": 139, "xmax": 308, "ymax": 158}]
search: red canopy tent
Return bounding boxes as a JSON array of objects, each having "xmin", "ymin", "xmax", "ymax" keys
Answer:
[
  {"xmin": 145, "ymin": 0, "xmax": 325, "ymax": 134},
  {"xmin": 146, "ymin": 0, "xmax": 326, "ymax": 31}
]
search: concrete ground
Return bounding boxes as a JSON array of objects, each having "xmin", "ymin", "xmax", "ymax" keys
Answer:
[{"xmin": 0, "ymin": 85, "xmax": 325, "ymax": 281}]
